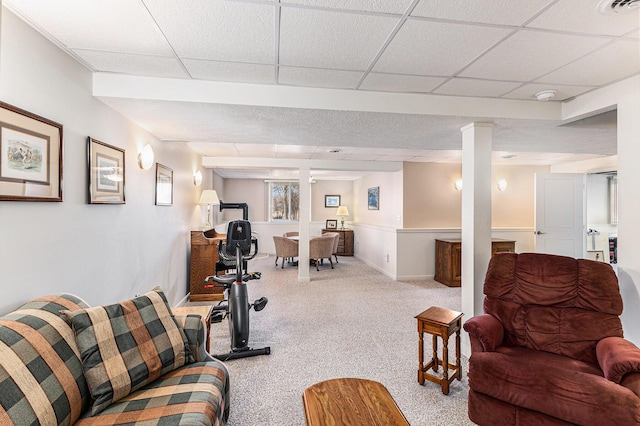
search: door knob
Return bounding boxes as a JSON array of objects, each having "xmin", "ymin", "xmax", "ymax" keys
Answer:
[{"xmin": 534, "ymin": 231, "xmax": 546, "ymax": 235}]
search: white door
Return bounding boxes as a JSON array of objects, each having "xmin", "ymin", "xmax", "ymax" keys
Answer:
[{"xmin": 534, "ymin": 173, "xmax": 586, "ymax": 258}]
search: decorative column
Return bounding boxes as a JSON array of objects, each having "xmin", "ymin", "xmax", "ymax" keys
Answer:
[
  {"xmin": 460, "ymin": 122, "xmax": 493, "ymax": 356},
  {"xmin": 298, "ymin": 167, "xmax": 311, "ymax": 283}
]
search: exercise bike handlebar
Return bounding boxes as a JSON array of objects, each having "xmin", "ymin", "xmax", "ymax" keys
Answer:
[{"xmin": 205, "ymin": 271, "xmax": 261, "ymax": 287}]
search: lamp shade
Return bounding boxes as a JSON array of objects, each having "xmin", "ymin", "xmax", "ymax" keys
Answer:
[
  {"xmin": 199, "ymin": 189, "xmax": 220, "ymax": 205},
  {"xmin": 336, "ymin": 206, "xmax": 350, "ymax": 216}
]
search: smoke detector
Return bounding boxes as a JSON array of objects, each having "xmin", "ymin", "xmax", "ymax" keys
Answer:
[
  {"xmin": 535, "ymin": 90, "xmax": 556, "ymax": 102},
  {"xmin": 597, "ymin": 0, "xmax": 640, "ymax": 14}
]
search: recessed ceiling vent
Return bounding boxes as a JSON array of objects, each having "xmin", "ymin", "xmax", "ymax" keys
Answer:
[{"xmin": 597, "ymin": 0, "xmax": 640, "ymax": 14}]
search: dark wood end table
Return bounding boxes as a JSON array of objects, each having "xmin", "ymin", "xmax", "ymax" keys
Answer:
[
  {"xmin": 302, "ymin": 378, "xmax": 409, "ymax": 426},
  {"xmin": 415, "ymin": 306, "xmax": 463, "ymax": 395}
]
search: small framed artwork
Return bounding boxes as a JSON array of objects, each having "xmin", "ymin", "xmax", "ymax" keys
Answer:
[
  {"xmin": 0, "ymin": 101, "xmax": 63, "ymax": 201},
  {"xmin": 87, "ymin": 137, "xmax": 125, "ymax": 204},
  {"xmin": 155, "ymin": 163, "xmax": 173, "ymax": 206},
  {"xmin": 326, "ymin": 219, "xmax": 338, "ymax": 229},
  {"xmin": 368, "ymin": 186, "xmax": 379, "ymax": 210},
  {"xmin": 325, "ymin": 194, "xmax": 340, "ymax": 208}
]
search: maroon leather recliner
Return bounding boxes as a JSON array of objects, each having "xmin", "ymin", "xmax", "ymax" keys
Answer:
[{"xmin": 464, "ymin": 252, "xmax": 640, "ymax": 425}]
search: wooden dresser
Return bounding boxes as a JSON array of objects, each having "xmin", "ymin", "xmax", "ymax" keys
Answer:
[
  {"xmin": 190, "ymin": 229, "xmax": 226, "ymax": 301},
  {"xmin": 322, "ymin": 229, "xmax": 354, "ymax": 256},
  {"xmin": 434, "ymin": 238, "xmax": 515, "ymax": 287}
]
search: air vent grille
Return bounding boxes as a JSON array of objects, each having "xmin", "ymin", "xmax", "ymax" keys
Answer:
[{"xmin": 597, "ymin": 0, "xmax": 640, "ymax": 14}]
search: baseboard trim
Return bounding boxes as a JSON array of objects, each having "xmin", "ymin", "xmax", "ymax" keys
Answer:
[{"xmin": 176, "ymin": 293, "xmax": 190, "ymax": 307}]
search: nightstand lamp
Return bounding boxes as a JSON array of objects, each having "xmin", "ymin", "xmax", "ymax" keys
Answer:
[
  {"xmin": 199, "ymin": 189, "xmax": 220, "ymax": 229},
  {"xmin": 336, "ymin": 206, "xmax": 350, "ymax": 230}
]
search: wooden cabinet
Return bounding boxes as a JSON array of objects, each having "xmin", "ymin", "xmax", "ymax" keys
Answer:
[
  {"xmin": 434, "ymin": 238, "xmax": 515, "ymax": 287},
  {"xmin": 322, "ymin": 229, "xmax": 354, "ymax": 256},
  {"xmin": 190, "ymin": 229, "xmax": 226, "ymax": 301}
]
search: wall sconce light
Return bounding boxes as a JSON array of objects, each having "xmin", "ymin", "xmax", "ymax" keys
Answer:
[
  {"xmin": 336, "ymin": 205, "xmax": 350, "ymax": 230},
  {"xmin": 497, "ymin": 178, "xmax": 508, "ymax": 192},
  {"xmin": 199, "ymin": 189, "xmax": 220, "ymax": 229},
  {"xmin": 454, "ymin": 179, "xmax": 463, "ymax": 191},
  {"xmin": 193, "ymin": 170, "xmax": 203, "ymax": 186},
  {"xmin": 137, "ymin": 144, "xmax": 154, "ymax": 170}
]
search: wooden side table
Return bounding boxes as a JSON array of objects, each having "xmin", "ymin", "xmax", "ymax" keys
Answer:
[
  {"xmin": 303, "ymin": 378, "xmax": 409, "ymax": 426},
  {"xmin": 172, "ymin": 305, "xmax": 214, "ymax": 353},
  {"xmin": 415, "ymin": 306, "xmax": 463, "ymax": 395}
]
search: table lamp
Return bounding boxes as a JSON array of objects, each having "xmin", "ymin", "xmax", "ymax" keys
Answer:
[
  {"xmin": 199, "ymin": 189, "xmax": 220, "ymax": 229},
  {"xmin": 336, "ymin": 205, "xmax": 349, "ymax": 230}
]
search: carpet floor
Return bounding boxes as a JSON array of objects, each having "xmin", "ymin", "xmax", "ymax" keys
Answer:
[{"xmin": 188, "ymin": 255, "xmax": 473, "ymax": 425}]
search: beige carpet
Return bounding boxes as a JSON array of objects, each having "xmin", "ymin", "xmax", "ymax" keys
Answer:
[{"xmin": 188, "ymin": 255, "xmax": 473, "ymax": 426}]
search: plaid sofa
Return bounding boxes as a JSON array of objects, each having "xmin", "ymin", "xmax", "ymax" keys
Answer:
[{"xmin": 0, "ymin": 294, "xmax": 230, "ymax": 425}]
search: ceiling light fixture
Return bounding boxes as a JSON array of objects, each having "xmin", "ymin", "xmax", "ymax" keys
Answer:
[
  {"xmin": 597, "ymin": 0, "xmax": 640, "ymax": 14},
  {"xmin": 535, "ymin": 90, "xmax": 556, "ymax": 102},
  {"xmin": 328, "ymin": 149, "xmax": 341, "ymax": 153}
]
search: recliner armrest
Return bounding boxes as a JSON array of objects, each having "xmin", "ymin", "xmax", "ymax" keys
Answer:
[
  {"xmin": 597, "ymin": 336, "xmax": 640, "ymax": 384},
  {"xmin": 463, "ymin": 314, "xmax": 504, "ymax": 353}
]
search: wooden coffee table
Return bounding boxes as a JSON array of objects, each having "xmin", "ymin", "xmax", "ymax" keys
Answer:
[
  {"xmin": 415, "ymin": 306, "xmax": 463, "ymax": 395},
  {"xmin": 302, "ymin": 378, "xmax": 409, "ymax": 426}
]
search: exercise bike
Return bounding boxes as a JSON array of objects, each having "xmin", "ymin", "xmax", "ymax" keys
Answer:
[{"xmin": 205, "ymin": 220, "xmax": 270, "ymax": 361}]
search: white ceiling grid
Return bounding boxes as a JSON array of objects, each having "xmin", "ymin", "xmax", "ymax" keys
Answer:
[{"xmin": 6, "ymin": 0, "xmax": 640, "ymax": 179}]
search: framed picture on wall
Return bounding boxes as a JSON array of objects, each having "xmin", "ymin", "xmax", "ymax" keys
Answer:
[
  {"xmin": 325, "ymin": 194, "xmax": 340, "ymax": 208},
  {"xmin": 87, "ymin": 137, "xmax": 125, "ymax": 204},
  {"xmin": 155, "ymin": 163, "xmax": 173, "ymax": 206},
  {"xmin": 326, "ymin": 219, "xmax": 338, "ymax": 229},
  {"xmin": 368, "ymin": 186, "xmax": 379, "ymax": 210},
  {"xmin": 0, "ymin": 101, "xmax": 63, "ymax": 201}
]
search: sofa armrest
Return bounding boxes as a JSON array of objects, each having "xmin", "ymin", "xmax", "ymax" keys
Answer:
[
  {"xmin": 174, "ymin": 314, "xmax": 215, "ymax": 363},
  {"xmin": 597, "ymin": 336, "xmax": 640, "ymax": 384},
  {"xmin": 463, "ymin": 314, "xmax": 504, "ymax": 353}
]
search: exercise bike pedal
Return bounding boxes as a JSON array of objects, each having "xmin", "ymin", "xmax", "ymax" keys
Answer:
[
  {"xmin": 252, "ymin": 297, "xmax": 268, "ymax": 312},
  {"xmin": 211, "ymin": 311, "xmax": 225, "ymax": 323}
]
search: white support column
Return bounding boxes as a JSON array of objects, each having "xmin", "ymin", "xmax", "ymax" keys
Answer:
[
  {"xmin": 616, "ymin": 76, "xmax": 640, "ymax": 345},
  {"xmin": 460, "ymin": 122, "xmax": 493, "ymax": 356},
  {"xmin": 298, "ymin": 168, "xmax": 311, "ymax": 282}
]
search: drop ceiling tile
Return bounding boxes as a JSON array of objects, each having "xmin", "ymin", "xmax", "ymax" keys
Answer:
[
  {"xmin": 342, "ymin": 154, "xmax": 381, "ymax": 161},
  {"xmin": 411, "ymin": 0, "xmax": 553, "ymax": 26},
  {"xmin": 144, "ymin": 0, "xmax": 274, "ymax": 63},
  {"xmin": 527, "ymin": 0, "xmax": 640, "ymax": 37},
  {"xmin": 538, "ymin": 39, "xmax": 640, "ymax": 86},
  {"xmin": 279, "ymin": 7, "xmax": 398, "ymax": 70},
  {"xmin": 373, "ymin": 20, "xmax": 511, "ymax": 75},
  {"xmin": 503, "ymin": 83, "xmax": 595, "ymax": 101},
  {"xmin": 278, "ymin": 67, "xmax": 363, "ymax": 89},
  {"xmin": 459, "ymin": 30, "xmax": 610, "ymax": 82},
  {"xmin": 72, "ymin": 50, "xmax": 188, "ymax": 78},
  {"xmin": 234, "ymin": 143, "xmax": 278, "ymax": 155},
  {"xmin": 277, "ymin": 144, "xmax": 318, "ymax": 153},
  {"xmin": 434, "ymin": 78, "xmax": 522, "ymax": 97},
  {"xmin": 359, "ymin": 73, "xmax": 445, "ymax": 93},
  {"xmin": 8, "ymin": 0, "xmax": 173, "ymax": 55},
  {"xmin": 281, "ymin": 0, "xmax": 413, "ymax": 14},
  {"xmin": 183, "ymin": 59, "xmax": 275, "ymax": 84},
  {"xmin": 188, "ymin": 142, "xmax": 239, "ymax": 156}
]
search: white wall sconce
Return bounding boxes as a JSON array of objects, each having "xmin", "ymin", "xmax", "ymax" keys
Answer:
[
  {"xmin": 497, "ymin": 178, "xmax": 508, "ymax": 192},
  {"xmin": 454, "ymin": 179, "xmax": 463, "ymax": 191},
  {"xmin": 193, "ymin": 170, "xmax": 203, "ymax": 186},
  {"xmin": 137, "ymin": 144, "xmax": 154, "ymax": 170},
  {"xmin": 199, "ymin": 189, "xmax": 220, "ymax": 229}
]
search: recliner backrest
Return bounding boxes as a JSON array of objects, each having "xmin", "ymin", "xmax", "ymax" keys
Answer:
[{"xmin": 483, "ymin": 252, "xmax": 623, "ymax": 364}]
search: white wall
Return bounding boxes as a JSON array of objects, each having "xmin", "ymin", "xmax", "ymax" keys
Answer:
[{"xmin": 0, "ymin": 9, "xmax": 204, "ymax": 312}]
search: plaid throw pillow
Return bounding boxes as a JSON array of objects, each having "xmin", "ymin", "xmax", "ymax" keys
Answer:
[{"xmin": 62, "ymin": 287, "xmax": 194, "ymax": 415}]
